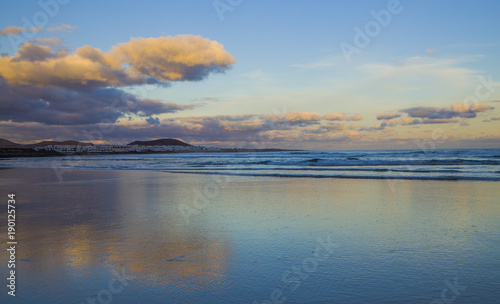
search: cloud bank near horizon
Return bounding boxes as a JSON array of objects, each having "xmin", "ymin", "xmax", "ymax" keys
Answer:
[{"xmin": 2, "ymin": 105, "xmax": 498, "ymax": 150}]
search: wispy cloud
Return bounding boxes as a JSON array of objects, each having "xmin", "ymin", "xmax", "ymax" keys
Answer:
[
  {"xmin": 191, "ymin": 97, "xmax": 219, "ymax": 102},
  {"xmin": 0, "ymin": 26, "xmax": 43, "ymax": 36},
  {"xmin": 358, "ymin": 55, "xmax": 483, "ymax": 93},
  {"xmin": 483, "ymin": 117, "xmax": 500, "ymax": 123},
  {"xmin": 46, "ymin": 24, "xmax": 77, "ymax": 32},
  {"xmin": 0, "ymin": 24, "xmax": 76, "ymax": 36},
  {"xmin": 292, "ymin": 57, "xmax": 338, "ymax": 69},
  {"xmin": 31, "ymin": 37, "xmax": 64, "ymax": 47}
]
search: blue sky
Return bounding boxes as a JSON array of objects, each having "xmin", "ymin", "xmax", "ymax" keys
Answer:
[{"xmin": 0, "ymin": 0, "xmax": 499, "ymax": 149}]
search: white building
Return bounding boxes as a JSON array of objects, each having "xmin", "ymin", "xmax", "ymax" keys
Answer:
[{"xmin": 34, "ymin": 144, "xmax": 213, "ymax": 154}]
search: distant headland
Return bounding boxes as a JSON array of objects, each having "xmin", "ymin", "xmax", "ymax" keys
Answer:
[{"xmin": 0, "ymin": 138, "xmax": 297, "ymax": 158}]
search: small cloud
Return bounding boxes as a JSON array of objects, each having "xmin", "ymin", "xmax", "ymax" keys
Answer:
[
  {"xmin": 484, "ymin": 117, "xmax": 500, "ymax": 122},
  {"xmin": 146, "ymin": 117, "xmax": 160, "ymax": 125},
  {"xmin": 470, "ymin": 104, "xmax": 494, "ymax": 112},
  {"xmin": 398, "ymin": 117, "xmax": 422, "ymax": 125},
  {"xmin": 422, "ymin": 118, "xmax": 459, "ymax": 124},
  {"xmin": 347, "ymin": 114, "xmax": 362, "ymax": 121},
  {"xmin": 10, "ymin": 42, "xmax": 70, "ymax": 62},
  {"xmin": 376, "ymin": 112, "xmax": 401, "ymax": 120},
  {"xmin": 47, "ymin": 24, "xmax": 77, "ymax": 32},
  {"xmin": 191, "ymin": 96, "xmax": 219, "ymax": 102},
  {"xmin": 241, "ymin": 70, "xmax": 269, "ymax": 80},
  {"xmin": 450, "ymin": 103, "xmax": 470, "ymax": 113},
  {"xmin": 0, "ymin": 26, "xmax": 43, "ymax": 36},
  {"xmin": 321, "ymin": 122, "xmax": 352, "ymax": 131},
  {"xmin": 323, "ymin": 113, "xmax": 362, "ymax": 121},
  {"xmin": 401, "ymin": 103, "xmax": 494, "ymax": 121},
  {"xmin": 1, "ymin": 53, "xmax": 8, "ymax": 57},
  {"xmin": 426, "ymin": 49, "xmax": 438, "ymax": 55},
  {"xmin": 32, "ymin": 38, "xmax": 64, "ymax": 48},
  {"xmin": 292, "ymin": 57, "xmax": 337, "ymax": 69},
  {"xmin": 323, "ymin": 113, "xmax": 346, "ymax": 121},
  {"xmin": 374, "ymin": 122, "xmax": 389, "ymax": 130},
  {"xmin": 285, "ymin": 112, "xmax": 322, "ymax": 124},
  {"xmin": 360, "ymin": 121, "xmax": 391, "ymax": 131}
]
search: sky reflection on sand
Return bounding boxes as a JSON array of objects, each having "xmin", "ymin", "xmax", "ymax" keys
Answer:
[{"xmin": 0, "ymin": 168, "xmax": 499, "ymax": 303}]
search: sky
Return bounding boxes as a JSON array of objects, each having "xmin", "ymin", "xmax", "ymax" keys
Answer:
[{"xmin": 0, "ymin": 0, "xmax": 499, "ymax": 150}]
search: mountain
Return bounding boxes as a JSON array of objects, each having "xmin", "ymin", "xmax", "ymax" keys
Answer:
[
  {"xmin": 0, "ymin": 139, "xmax": 92, "ymax": 148},
  {"xmin": 127, "ymin": 138, "xmax": 192, "ymax": 147},
  {"xmin": 26, "ymin": 140, "xmax": 92, "ymax": 148},
  {"xmin": 0, "ymin": 138, "xmax": 191, "ymax": 148},
  {"xmin": 0, "ymin": 138, "xmax": 24, "ymax": 148}
]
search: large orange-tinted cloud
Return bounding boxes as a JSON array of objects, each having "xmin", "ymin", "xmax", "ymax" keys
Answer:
[
  {"xmin": 0, "ymin": 35, "xmax": 236, "ymax": 125},
  {"xmin": 0, "ymin": 35, "xmax": 236, "ymax": 88},
  {"xmin": 111, "ymin": 36, "xmax": 237, "ymax": 82}
]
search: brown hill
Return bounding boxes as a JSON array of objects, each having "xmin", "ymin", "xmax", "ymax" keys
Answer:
[
  {"xmin": 127, "ymin": 138, "xmax": 191, "ymax": 147},
  {"xmin": 0, "ymin": 139, "xmax": 24, "ymax": 148},
  {"xmin": 0, "ymin": 138, "xmax": 190, "ymax": 149},
  {"xmin": 26, "ymin": 140, "xmax": 92, "ymax": 148},
  {"xmin": 0, "ymin": 139, "xmax": 92, "ymax": 149}
]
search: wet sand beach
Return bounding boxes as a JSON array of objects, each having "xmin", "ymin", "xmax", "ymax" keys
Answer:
[{"xmin": 0, "ymin": 167, "xmax": 499, "ymax": 303}]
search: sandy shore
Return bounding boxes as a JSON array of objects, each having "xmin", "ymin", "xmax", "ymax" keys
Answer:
[{"xmin": 0, "ymin": 167, "xmax": 499, "ymax": 303}]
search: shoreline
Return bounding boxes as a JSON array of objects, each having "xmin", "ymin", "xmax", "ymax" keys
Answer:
[
  {"xmin": 0, "ymin": 148, "xmax": 302, "ymax": 159},
  {"xmin": 0, "ymin": 166, "xmax": 497, "ymax": 183},
  {"xmin": 1, "ymin": 149, "xmax": 498, "ymax": 182}
]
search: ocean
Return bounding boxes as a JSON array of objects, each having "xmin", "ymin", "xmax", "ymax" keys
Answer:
[
  {"xmin": 1, "ymin": 148, "xmax": 499, "ymax": 181},
  {"xmin": 0, "ymin": 149, "xmax": 499, "ymax": 303}
]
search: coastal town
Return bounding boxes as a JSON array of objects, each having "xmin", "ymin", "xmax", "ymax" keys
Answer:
[
  {"xmin": 0, "ymin": 138, "xmax": 290, "ymax": 157},
  {"xmin": 33, "ymin": 143, "xmax": 220, "ymax": 154},
  {"xmin": 0, "ymin": 138, "xmax": 223, "ymax": 156}
]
